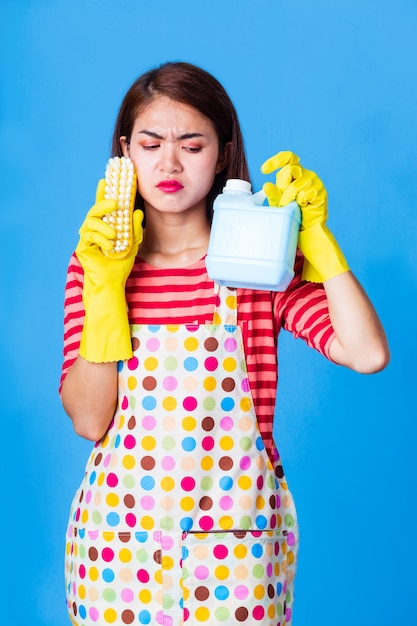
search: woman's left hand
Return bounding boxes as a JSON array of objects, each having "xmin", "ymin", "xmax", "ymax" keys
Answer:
[
  {"xmin": 261, "ymin": 150, "xmax": 328, "ymax": 229},
  {"xmin": 261, "ymin": 151, "xmax": 389, "ymax": 372},
  {"xmin": 260, "ymin": 150, "xmax": 349, "ymax": 283}
]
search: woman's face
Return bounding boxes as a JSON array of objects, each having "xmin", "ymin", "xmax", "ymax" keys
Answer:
[{"xmin": 121, "ymin": 96, "xmax": 228, "ymax": 220}]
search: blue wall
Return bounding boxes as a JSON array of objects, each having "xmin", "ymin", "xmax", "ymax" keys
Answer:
[{"xmin": 1, "ymin": 0, "xmax": 416, "ymax": 624}]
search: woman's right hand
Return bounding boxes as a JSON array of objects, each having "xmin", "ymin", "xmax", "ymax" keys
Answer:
[
  {"xmin": 62, "ymin": 179, "xmax": 144, "ymax": 439},
  {"xmin": 76, "ymin": 179, "xmax": 144, "ymax": 289},
  {"xmin": 76, "ymin": 179, "xmax": 144, "ymax": 364}
]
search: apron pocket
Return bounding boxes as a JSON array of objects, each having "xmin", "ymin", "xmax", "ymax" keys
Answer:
[
  {"xmin": 182, "ymin": 530, "xmax": 290, "ymax": 625},
  {"xmin": 65, "ymin": 525, "xmax": 184, "ymax": 625}
]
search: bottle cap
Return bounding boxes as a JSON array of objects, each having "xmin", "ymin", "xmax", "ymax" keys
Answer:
[{"xmin": 223, "ymin": 179, "xmax": 252, "ymax": 195}]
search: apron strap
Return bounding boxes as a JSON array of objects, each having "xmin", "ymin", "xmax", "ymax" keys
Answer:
[{"xmin": 212, "ymin": 284, "xmax": 238, "ymax": 326}]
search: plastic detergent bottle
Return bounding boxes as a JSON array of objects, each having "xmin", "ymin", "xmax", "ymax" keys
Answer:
[{"xmin": 206, "ymin": 179, "xmax": 301, "ymax": 291}]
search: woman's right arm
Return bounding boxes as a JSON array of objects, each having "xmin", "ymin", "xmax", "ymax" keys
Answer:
[
  {"xmin": 60, "ymin": 178, "xmax": 143, "ymax": 441},
  {"xmin": 61, "ymin": 358, "xmax": 118, "ymax": 441}
]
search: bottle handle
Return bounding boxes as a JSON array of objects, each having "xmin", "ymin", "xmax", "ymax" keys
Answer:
[{"xmin": 252, "ymin": 189, "xmax": 267, "ymax": 205}]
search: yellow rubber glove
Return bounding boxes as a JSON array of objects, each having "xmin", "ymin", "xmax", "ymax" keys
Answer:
[
  {"xmin": 261, "ymin": 151, "xmax": 349, "ymax": 283},
  {"xmin": 76, "ymin": 179, "xmax": 144, "ymax": 363}
]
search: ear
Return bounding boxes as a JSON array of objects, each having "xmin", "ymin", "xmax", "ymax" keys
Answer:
[
  {"xmin": 216, "ymin": 142, "xmax": 231, "ymax": 174},
  {"xmin": 120, "ymin": 136, "xmax": 130, "ymax": 157}
]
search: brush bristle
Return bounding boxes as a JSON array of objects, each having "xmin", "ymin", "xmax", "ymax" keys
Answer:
[{"xmin": 102, "ymin": 157, "xmax": 137, "ymax": 258}]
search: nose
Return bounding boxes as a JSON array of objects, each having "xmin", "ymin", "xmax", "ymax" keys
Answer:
[{"xmin": 159, "ymin": 144, "xmax": 182, "ymax": 174}]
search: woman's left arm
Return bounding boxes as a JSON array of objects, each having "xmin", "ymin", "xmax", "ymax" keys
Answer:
[
  {"xmin": 261, "ymin": 150, "xmax": 390, "ymax": 374},
  {"xmin": 323, "ymin": 270, "xmax": 390, "ymax": 373}
]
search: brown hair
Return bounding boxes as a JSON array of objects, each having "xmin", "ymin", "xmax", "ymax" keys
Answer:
[{"xmin": 111, "ymin": 61, "xmax": 251, "ymax": 221}]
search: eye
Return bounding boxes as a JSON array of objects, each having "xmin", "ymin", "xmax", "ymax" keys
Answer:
[
  {"xmin": 142, "ymin": 144, "xmax": 160, "ymax": 150},
  {"xmin": 183, "ymin": 145, "xmax": 202, "ymax": 153}
]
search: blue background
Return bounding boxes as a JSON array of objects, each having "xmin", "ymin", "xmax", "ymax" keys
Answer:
[{"xmin": 1, "ymin": 0, "xmax": 416, "ymax": 624}]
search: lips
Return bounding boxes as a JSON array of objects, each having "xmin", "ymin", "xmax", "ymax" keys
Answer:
[{"xmin": 157, "ymin": 180, "xmax": 184, "ymax": 193}]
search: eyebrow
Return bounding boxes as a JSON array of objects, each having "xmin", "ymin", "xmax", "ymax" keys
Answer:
[{"xmin": 138, "ymin": 130, "xmax": 205, "ymax": 140}]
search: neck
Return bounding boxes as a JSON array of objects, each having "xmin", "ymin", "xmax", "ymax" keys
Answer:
[{"xmin": 139, "ymin": 208, "xmax": 211, "ymax": 269}]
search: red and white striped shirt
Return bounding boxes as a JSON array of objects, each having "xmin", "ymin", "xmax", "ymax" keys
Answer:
[{"xmin": 60, "ymin": 252, "xmax": 336, "ymax": 458}]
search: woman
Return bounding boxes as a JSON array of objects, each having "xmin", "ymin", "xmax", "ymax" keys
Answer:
[{"xmin": 61, "ymin": 61, "xmax": 389, "ymax": 626}]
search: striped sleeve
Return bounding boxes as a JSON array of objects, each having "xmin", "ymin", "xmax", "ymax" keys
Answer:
[
  {"xmin": 59, "ymin": 253, "xmax": 85, "ymax": 392},
  {"xmin": 234, "ymin": 254, "xmax": 336, "ymax": 457},
  {"xmin": 273, "ymin": 253, "xmax": 337, "ymax": 360}
]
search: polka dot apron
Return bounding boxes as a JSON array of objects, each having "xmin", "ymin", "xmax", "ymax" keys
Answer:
[{"xmin": 65, "ymin": 286, "xmax": 298, "ymax": 625}]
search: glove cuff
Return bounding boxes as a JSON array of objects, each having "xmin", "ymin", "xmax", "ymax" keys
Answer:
[
  {"xmin": 79, "ymin": 281, "xmax": 133, "ymax": 363},
  {"xmin": 298, "ymin": 222, "xmax": 349, "ymax": 283}
]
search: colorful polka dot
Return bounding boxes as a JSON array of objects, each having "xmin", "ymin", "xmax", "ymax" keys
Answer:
[{"xmin": 65, "ymin": 292, "xmax": 297, "ymax": 625}]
